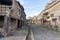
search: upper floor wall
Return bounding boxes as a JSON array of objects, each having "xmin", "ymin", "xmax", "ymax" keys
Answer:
[
  {"xmin": 45, "ymin": 0, "xmax": 59, "ymax": 10},
  {"xmin": 0, "ymin": 0, "xmax": 26, "ymax": 20},
  {"xmin": 37, "ymin": 0, "xmax": 60, "ymax": 23},
  {"xmin": 0, "ymin": 0, "xmax": 12, "ymax": 15},
  {"xmin": 41, "ymin": 0, "xmax": 60, "ymax": 16}
]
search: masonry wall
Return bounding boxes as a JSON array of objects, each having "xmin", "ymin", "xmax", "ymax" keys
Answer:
[
  {"xmin": 11, "ymin": 1, "xmax": 20, "ymax": 19},
  {"xmin": 11, "ymin": 19, "xmax": 18, "ymax": 30},
  {"xmin": 0, "ymin": 0, "xmax": 26, "ymax": 32},
  {"xmin": 37, "ymin": 1, "xmax": 60, "ymax": 30}
]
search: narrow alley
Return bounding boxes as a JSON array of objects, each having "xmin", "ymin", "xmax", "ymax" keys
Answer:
[{"xmin": 1, "ymin": 0, "xmax": 60, "ymax": 40}]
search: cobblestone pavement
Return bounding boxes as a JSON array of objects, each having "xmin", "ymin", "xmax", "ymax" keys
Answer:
[
  {"xmin": 31, "ymin": 25, "xmax": 60, "ymax": 40},
  {"xmin": 0, "ymin": 26, "xmax": 29, "ymax": 40}
]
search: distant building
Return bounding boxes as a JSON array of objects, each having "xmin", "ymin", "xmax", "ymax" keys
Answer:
[
  {"xmin": 26, "ymin": 16, "xmax": 37, "ymax": 24},
  {"xmin": 26, "ymin": 17, "xmax": 32, "ymax": 24},
  {"xmin": 32, "ymin": 16, "xmax": 37, "ymax": 24},
  {"xmin": 0, "ymin": 0, "xmax": 26, "ymax": 34}
]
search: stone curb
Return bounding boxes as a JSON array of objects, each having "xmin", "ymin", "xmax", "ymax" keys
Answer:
[
  {"xmin": 30, "ymin": 30, "xmax": 34, "ymax": 40},
  {"xmin": 25, "ymin": 26, "xmax": 34, "ymax": 40}
]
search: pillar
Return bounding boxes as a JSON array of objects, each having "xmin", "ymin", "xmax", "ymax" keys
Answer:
[
  {"xmin": 3, "ymin": 16, "xmax": 11, "ymax": 36},
  {"xmin": 3, "ymin": 16, "xmax": 8, "ymax": 30},
  {"xmin": 12, "ymin": 0, "xmax": 16, "ymax": 9}
]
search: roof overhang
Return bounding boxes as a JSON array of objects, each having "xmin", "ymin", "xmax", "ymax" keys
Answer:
[{"xmin": 0, "ymin": 0, "xmax": 12, "ymax": 5}]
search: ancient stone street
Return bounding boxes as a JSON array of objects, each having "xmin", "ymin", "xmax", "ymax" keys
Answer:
[
  {"xmin": 31, "ymin": 24, "xmax": 60, "ymax": 40},
  {"xmin": 0, "ymin": 26, "xmax": 29, "ymax": 40}
]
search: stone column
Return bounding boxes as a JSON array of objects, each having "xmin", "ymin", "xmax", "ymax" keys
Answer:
[
  {"xmin": 12, "ymin": 0, "xmax": 16, "ymax": 9},
  {"xmin": 3, "ymin": 16, "xmax": 11, "ymax": 36},
  {"xmin": 3, "ymin": 16, "xmax": 7, "ymax": 36},
  {"xmin": 3, "ymin": 16, "xmax": 8, "ymax": 30}
]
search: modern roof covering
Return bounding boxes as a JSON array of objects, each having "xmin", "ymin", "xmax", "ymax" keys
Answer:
[
  {"xmin": 17, "ymin": 1, "xmax": 24, "ymax": 11},
  {"xmin": 0, "ymin": 0, "xmax": 12, "ymax": 5}
]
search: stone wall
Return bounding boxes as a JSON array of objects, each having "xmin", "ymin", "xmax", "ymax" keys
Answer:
[{"xmin": 11, "ymin": 19, "xmax": 18, "ymax": 30}]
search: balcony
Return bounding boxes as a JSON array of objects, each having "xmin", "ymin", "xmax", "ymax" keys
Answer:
[
  {"xmin": 43, "ymin": 12, "xmax": 49, "ymax": 15},
  {"xmin": 0, "ymin": 11, "xmax": 7, "ymax": 16},
  {"xmin": 0, "ymin": 0, "xmax": 12, "ymax": 5},
  {"xmin": 0, "ymin": 5, "xmax": 12, "ymax": 16}
]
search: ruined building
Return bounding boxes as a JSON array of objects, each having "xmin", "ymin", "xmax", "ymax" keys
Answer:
[
  {"xmin": 0, "ymin": 0, "xmax": 26, "ymax": 33},
  {"xmin": 37, "ymin": 0, "xmax": 60, "ymax": 30}
]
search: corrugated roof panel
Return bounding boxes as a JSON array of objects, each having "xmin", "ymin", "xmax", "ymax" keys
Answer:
[{"xmin": 0, "ymin": 0, "xmax": 12, "ymax": 5}]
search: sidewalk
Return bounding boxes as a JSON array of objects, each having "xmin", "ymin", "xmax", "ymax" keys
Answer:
[{"xmin": 0, "ymin": 25, "xmax": 29, "ymax": 40}]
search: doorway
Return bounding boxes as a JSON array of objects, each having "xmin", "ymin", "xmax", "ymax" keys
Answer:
[{"xmin": 17, "ymin": 20, "xmax": 20, "ymax": 28}]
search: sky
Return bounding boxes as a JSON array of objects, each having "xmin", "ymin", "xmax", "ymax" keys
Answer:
[{"xmin": 17, "ymin": 0, "xmax": 50, "ymax": 18}]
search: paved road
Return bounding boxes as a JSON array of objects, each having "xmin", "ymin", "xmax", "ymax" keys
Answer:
[{"xmin": 31, "ymin": 25, "xmax": 60, "ymax": 40}]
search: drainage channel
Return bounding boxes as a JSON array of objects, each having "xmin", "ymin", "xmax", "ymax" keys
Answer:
[{"xmin": 26, "ymin": 28, "xmax": 34, "ymax": 40}]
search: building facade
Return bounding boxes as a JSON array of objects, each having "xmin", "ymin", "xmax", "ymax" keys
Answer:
[
  {"xmin": 37, "ymin": 0, "xmax": 60, "ymax": 30},
  {"xmin": 0, "ymin": 0, "xmax": 26, "ymax": 35},
  {"xmin": 32, "ymin": 16, "xmax": 37, "ymax": 24}
]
